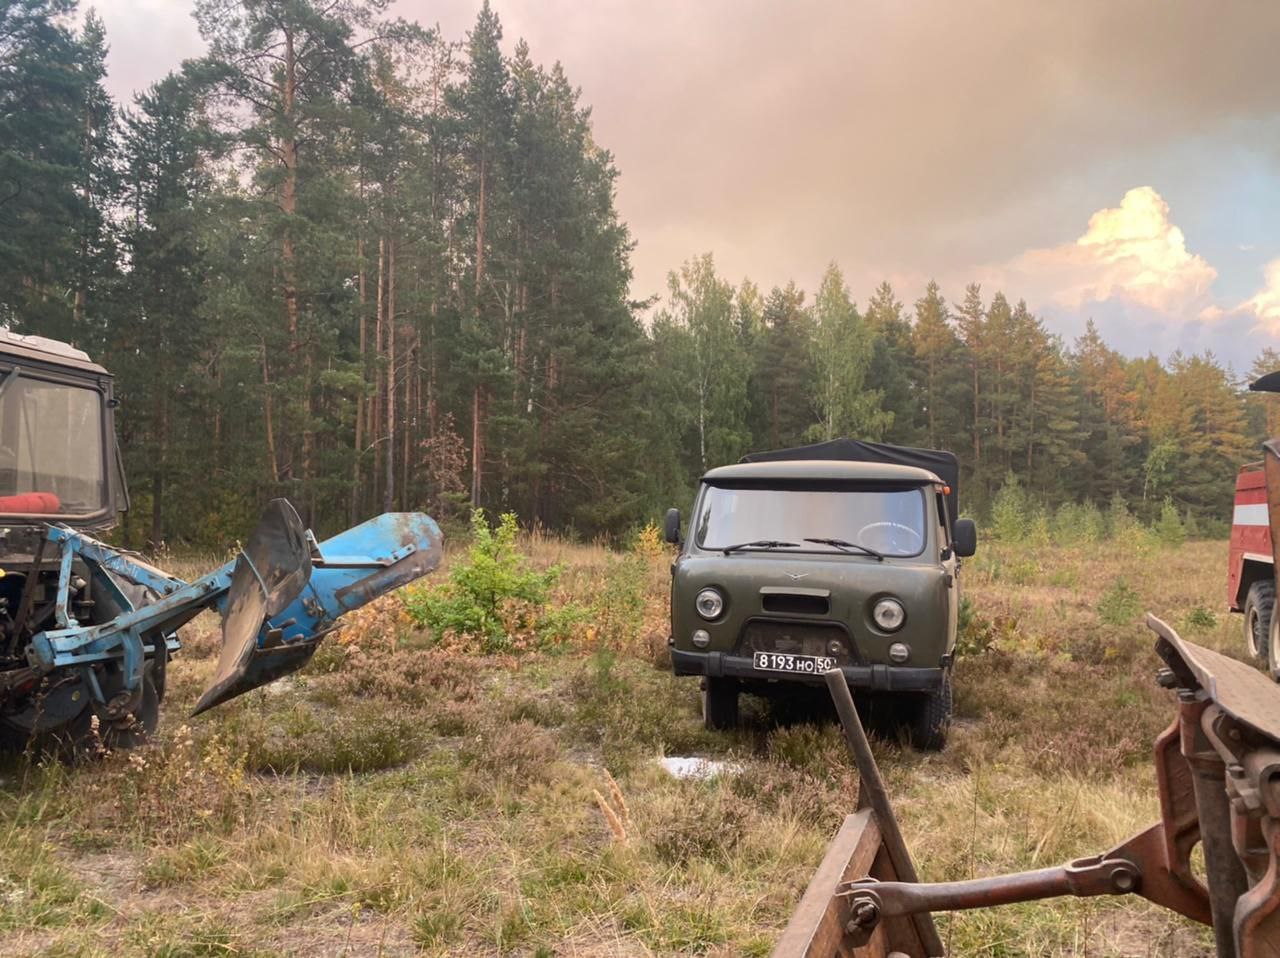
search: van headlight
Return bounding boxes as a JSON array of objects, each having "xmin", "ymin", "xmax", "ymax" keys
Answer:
[
  {"xmin": 695, "ymin": 588, "xmax": 724, "ymax": 620},
  {"xmin": 873, "ymin": 597, "xmax": 905, "ymax": 632}
]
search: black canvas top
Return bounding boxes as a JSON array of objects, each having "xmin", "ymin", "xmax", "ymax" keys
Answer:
[
  {"xmin": 1251, "ymin": 370, "xmax": 1280, "ymax": 394},
  {"xmin": 741, "ymin": 437, "xmax": 960, "ymax": 516}
]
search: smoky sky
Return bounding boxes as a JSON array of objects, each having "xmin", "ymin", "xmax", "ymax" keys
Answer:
[{"xmin": 94, "ymin": 0, "xmax": 1280, "ymax": 367}]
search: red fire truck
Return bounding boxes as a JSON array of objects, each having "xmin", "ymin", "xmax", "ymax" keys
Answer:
[
  {"xmin": 1231, "ymin": 371, "xmax": 1280, "ymax": 678},
  {"xmin": 1227, "ymin": 460, "xmax": 1273, "ymax": 664}
]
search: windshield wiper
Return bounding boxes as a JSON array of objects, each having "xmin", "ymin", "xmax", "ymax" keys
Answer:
[
  {"xmin": 720, "ymin": 539, "xmax": 800, "ymax": 555},
  {"xmin": 804, "ymin": 537, "xmax": 884, "ymax": 560}
]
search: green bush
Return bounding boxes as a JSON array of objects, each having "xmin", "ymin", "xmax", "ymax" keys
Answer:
[
  {"xmin": 403, "ymin": 510, "xmax": 562, "ymax": 651},
  {"xmin": 1183, "ymin": 605, "xmax": 1216, "ymax": 631},
  {"xmin": 1053, "ymin": 500, "xmax": 1105, "ymax": 544},
  {"xmin": 1155, "ymin": 497, "xmax": 1186, "ymax": 547},
  {"xmin": 1027, "ymin": 506, "xmax": 1051, "ymax": 548},
  {"xmin": 1106, "ymin": 492, "xmax": 1138, "ymax": 539},
  {"xmin": 1097, "ymin": 579, "xmax": 1142, "ymax": 626},
  {"xmin": 991, "ymin": 472, "xmax": 1030, "ymax": 541}
]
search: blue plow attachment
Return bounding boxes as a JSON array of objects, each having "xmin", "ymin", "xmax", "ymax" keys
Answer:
[
  {"xmin": 27, "ymin": 500, "xmax": 443, "ymax": 719},
  {"xmin": 192, "ymin": 502, "xmax": 443, "ymax": 714}
]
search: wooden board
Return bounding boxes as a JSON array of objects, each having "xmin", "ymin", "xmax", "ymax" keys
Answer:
[{"xmin": 773, "ymin": 810, "xmax": 894, "ymax": 957}]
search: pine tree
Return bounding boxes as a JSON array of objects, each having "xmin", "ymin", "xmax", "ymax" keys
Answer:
[
  {"xmin": 808, "ymin": 264, "xmax": 890, "ymax": 442},
  {"xmin": 911, "ymin": 280, "xmax": 965, "ymax": 450},
  {"xmin": 863, "ymin": 280, "xmax": 915, "ymax": 443},
  {"xmin": 0, "ymin": 0, "xmax": 109, "ymax": 337},
  {"xmin": 749, "ymin": 283, "xmax": 815, "ymax": 449},
  {"xmin": 192, "ymin": 0, "xmax": 379, "ymax": 519},
  {"xmin": 954, "ymin": 284, "xmax": 985, "ymax": 498},
  {"xmin": 116, "ymin": 72, "xmax": 213, "ymax": 544},
  {"xmin": 451, "ymin": 0, "xmax": 514, "ymax": 508}
]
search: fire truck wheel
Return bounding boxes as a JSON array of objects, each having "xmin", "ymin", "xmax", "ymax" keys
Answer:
[
  {"xmin": 1245, "ymin": 580, "xmax": 1275, "ymax": 661},
  {"xmin": 1270, "ymin": 608, "xmax": 1280, "ymax": 682}
]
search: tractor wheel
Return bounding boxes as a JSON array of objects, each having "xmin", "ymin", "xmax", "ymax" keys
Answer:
[
  {"xmin": 1244, "ymin": 580, "xmax": 1275, "ymax": 661},
  {"xmin": 54, "ymin": 672, "xmax": 160, "ymax": 758},
  {"xmin": 0, "ymin": 669, "xmax": 160, "ymax": 759},
  {"xmin": 701, "ymin": 677, "xmax": 739, "ymax": 731},
  {"xmin": 904, "ymin": 671, "xmax": 953, "ymax": 751}
]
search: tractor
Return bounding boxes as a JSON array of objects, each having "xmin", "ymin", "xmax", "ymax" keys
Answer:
[{"xmin": 0, "ymin": 328, "xmax": 442, "ymax": 753}]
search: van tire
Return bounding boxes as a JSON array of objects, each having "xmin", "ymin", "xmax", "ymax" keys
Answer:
[
  {"xmin": 701, "ymin": 678, "xmax": 739, "ymax": 731},
  {"xmin": 1244, "ymin": 580, "xmax": 1275, "ymax": 661},
  {"xmin": 905, "ymin": 671, "xmax": 952, "ymax": 751}
]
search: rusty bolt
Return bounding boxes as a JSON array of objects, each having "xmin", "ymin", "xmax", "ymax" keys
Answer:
[
  {"xmin": 1112, "ymin": 868, "xmax": 1137, "ymax": 893},
  {"xmin": 850, "ymin": 900, "xmax": 879, "ymax": 925}
]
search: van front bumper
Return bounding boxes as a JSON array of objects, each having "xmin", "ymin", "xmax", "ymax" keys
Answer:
[{"xmin": 669, "ymin": 648, "xmax": 945, "ymax": 691}]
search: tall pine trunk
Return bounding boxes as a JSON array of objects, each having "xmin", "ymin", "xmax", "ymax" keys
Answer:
[
  {"xmin": 384, "ymin": 239, "xmax": 396, "ymax": 513},
  {"xmin": 470, "ymin": 151, "xmax": 488, "ymax": 507},
  {"xmin": 372, "ymin": 238, "xmax": 385, "ymax": 503},
  {"xmin": 352, "ymin": 236, "xmax": 367, "ymax": 524}
]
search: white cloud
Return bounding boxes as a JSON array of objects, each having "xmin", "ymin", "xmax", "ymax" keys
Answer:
[
  {"xmin": 952, "ymin": 186, "xmax": 1280, "ymax": 369},
  {"xmin": 994, "ymin": 186, "xmax": 1217, "ymax": 316},
  {"xmin": 1241, "ymin": 258, "xmax": 1280, "ymax": 335}
]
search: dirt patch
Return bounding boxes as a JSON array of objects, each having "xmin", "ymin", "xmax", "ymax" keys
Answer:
[
  {"xmin": 261, "ymin": 906, "xmax": 416, "ymax": 957},
  {"xmin": 63, "ymin": 848, "xmax": 141, "ymax": 900},
  {"xmin": 1090, "ymin": 908, "xmax": 1213, "ymax": 956}
]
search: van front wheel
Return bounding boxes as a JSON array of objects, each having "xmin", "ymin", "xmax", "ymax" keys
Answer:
[
  {"xmin": 904, "ymin": 671, "xmax": 952, "ymax": 751},
  {"xmin": 701, "ymin": 677, "xmax": 739, "ymax": 731}
]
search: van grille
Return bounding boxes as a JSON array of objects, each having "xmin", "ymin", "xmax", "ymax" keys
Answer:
[
  {"xmin": 761, "ymin": 592, "xmax": 829, "ymax": 616},
  {"xmin": 739, "ymin": 620, "xmax": 860, "ymax": 664}
]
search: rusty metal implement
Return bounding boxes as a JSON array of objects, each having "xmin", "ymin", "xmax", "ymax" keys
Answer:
[{"xmin": 774, "ymin": 618, "xmax": 1280, "ymax": 957}]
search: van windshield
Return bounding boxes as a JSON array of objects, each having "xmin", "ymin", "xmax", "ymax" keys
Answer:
[
  {"xmin": 694, "ymin": 484, "xmax": 927, "ymax": 557},
  {"xmin": 0, "ymin": 371, "xmax": 107, "ymax": 516}
]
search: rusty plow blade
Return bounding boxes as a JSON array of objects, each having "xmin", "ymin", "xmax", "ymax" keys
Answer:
[
  {"xmin": 775, "ymin": 625, "xmax": 1280, "ymax": 958},
  {"xmin": 192, "ymin": 502, "xmax": 443, "ymax": 715}
]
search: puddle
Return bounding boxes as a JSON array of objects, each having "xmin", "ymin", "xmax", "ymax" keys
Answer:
[{"xmin": 658, "ymin": 756, "xmax": 743, "ymax": 780}]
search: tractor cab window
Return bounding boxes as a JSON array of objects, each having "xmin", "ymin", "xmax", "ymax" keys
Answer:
[{"xmin": 0, "ymin": 371, "xmax": 107, "ymax": 515}]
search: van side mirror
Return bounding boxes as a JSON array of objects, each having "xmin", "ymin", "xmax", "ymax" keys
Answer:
[
  {"xmin": 953, "ymin": 518, "xmax": 977, "ymax": 558},
  {"xmin": 663, "ymin": 508, "xmax": 682, "ymax": 545}
]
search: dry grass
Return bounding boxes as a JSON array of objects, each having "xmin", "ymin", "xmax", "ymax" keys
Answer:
[{"xmin": 0, "ymin": 535, "xmax": 1245, "ymax": 956}]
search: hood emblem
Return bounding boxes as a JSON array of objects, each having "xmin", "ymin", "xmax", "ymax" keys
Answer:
[{"xmin": 785, "ymin": 572, "xmax": 809, "ymax": 580}]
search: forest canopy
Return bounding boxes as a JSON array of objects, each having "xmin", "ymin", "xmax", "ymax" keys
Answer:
[{"xmin": 2, "ymin": 0, "xmax": 1277, "ymax": 546}]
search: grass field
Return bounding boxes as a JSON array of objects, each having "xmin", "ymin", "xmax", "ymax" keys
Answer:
[{"xmin": 0, "ymin": 531, "xmax": 1249, "ymax": 957}]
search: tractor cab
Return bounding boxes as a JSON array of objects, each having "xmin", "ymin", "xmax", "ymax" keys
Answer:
[{"xmin": 0, "ymin": 329, "xmax": 126, "ymax": 533}]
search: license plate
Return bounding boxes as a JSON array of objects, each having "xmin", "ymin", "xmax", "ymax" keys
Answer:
[{"xmin": 752, "ymin": 651, "xmax": 837, "ymax": 674}]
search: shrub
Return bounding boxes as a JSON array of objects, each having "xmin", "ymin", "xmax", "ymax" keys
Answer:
[
  {"xmin": 1183, "ymin": 605, "xmax": 1216, "ymax": 631},
  {"xmin": 1155, "ymin": 497, "xmax": 1186, "ymax": 548},
  {"xmin": 1097, "ymin": 579, "xmax": 1142, "ymax": 626},
  {"xmin": 1027, "ymin": 506, "xmax": 1051, "ymax": 548},
  {"xmin": 957, "ymin": 596, "xmax": 1018, "ymax": 655},
  {"xmin": 1107, "ymin": 492, "xmax": 1138, "ymax": 539},
  {"xmin": 402, "ymin": 510, "xmax": 568, "ymax": 652},
  {"xmin": 593, "ymin": 553, "xmax": 648, "ymax": 647},
  {"xmin": 1053, "ymin": 500, "xmax": 1105, "ymax": 544},
  {"xmin": 1079, "ymin": 499, "xmax": 1106, "ymax": 542},
  {"xmin": 990, "ymin": 472, "xmax": 1030, "ymax": 541},
  {"xmin": 1107, "ymin": 493, "xmax": 1154, "ymax": 554}
]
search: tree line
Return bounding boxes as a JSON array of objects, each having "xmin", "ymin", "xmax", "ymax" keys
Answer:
[{"xmin": 2, "ymin": 0, "xmax": 1276, "ymax": 546}]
